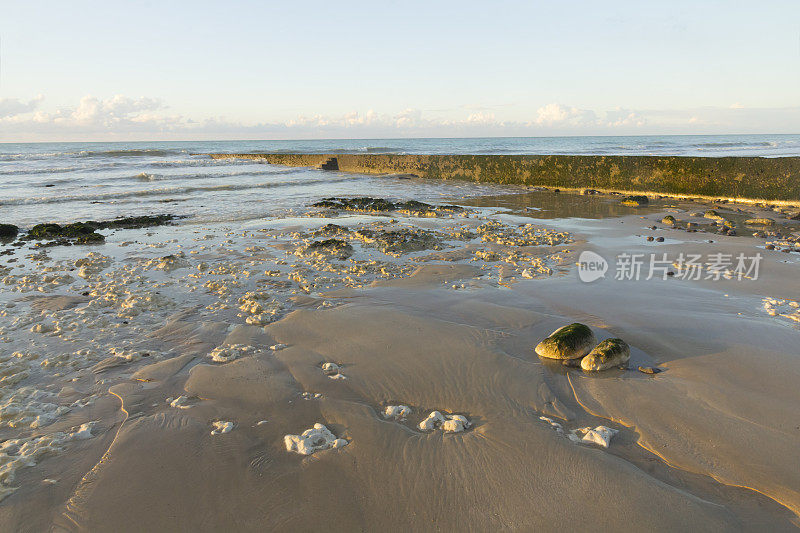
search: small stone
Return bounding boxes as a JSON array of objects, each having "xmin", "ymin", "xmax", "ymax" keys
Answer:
[
  {"xmin": 661, "ymin": 215, "xmax": 676, "ymax": 225},
  {"xmin": 646, "ymin": 236, "xmax": 654, "ymax": 242},
  {"xmin": 655, "ymin": 237, "xmax": 664, "ymax": 242},
  {"xmin": 638, "ymin": 366, "xmax": 661, "ymax": 374}
]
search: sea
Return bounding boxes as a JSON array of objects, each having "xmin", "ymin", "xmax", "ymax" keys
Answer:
[{"xmin": 1, "ymin": 134, "xmax": 798, "ymax": 227}]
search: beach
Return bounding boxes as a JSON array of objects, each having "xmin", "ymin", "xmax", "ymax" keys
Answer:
[{"xmin": 1, "ymin": 139, "xmax": 800, "ymax": 531}]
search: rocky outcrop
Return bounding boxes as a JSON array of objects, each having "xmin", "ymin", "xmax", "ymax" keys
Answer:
[{"xmin": 209, "ymin": 153, "xmax": 800, "ymax": 201}]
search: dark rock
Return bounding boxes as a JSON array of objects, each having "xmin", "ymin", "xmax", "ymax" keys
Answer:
[
  {"xmin": 646, "ymin": 236, "xmax": 654, "ymax": 241},
  {"xmin": 0, "ymin": 224, "xmax": 19, "ymax": 240},
  {"xmin": 318, "ymin": 157, "xmax": 339, "ymax": 171},
  {"xmin": 23, "ymin": 214, "xmax": 179, "ymax": 247},
  {"xmin": 656, "ymin": 237, "xmax": 664, "ymax": 242},
  {"xmin": 311, "ymin": 197, "xmax": 463, "ymax": 216},
  {"xmin": 621, "ymin": 195, "xmax": 649, "ymax": 206}
]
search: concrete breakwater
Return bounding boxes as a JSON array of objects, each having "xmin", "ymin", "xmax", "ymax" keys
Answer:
[{"xmin": 208, "ymin": 153, "xmax": 800, "ymax": 202}]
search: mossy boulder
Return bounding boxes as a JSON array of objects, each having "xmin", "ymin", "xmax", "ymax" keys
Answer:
[
  {"xmin": 581, "ymin": 338, "xmax": 631, "ymax": 371},
  {"xmin": 661, "ymin": 215, "xmax": 676, "ymax": 225},
  {"xmin": 535, "ymin": 323, "xmax": 596, "ymax": 360},
  {"xmin": 28, "ymin": 223, "xmax": 64, "ymax": 239},
  {"xmin": 0, "ymin": 224, "xmax": 19, "ymax": 240},
  {"xmin": 27, "ymin": 222, "xmax": 104, "ymax": 244},
  {"xmin": 704, "ymin": 210, "xmax": 723, "ymax": 220},
  {"xmin": 620, "ymin": 195, "xmax": 649, "ymax": 207}
]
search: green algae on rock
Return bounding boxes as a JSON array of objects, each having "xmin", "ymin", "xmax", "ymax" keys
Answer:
[
  {"xmin": 621, "ymin": 195, "xmax": 649, "ymax": 207},
  {"xmin": 535, "ymin": 323, "xmax": 596, "ymax": 360},
  {"xmin": 661, "ymin": 215, "xmax": 676, "ymax": 225},
  {"xmin": 581, "ymin": 338, "xmax": 631, "ymax": 371},
  {"xmin": 210, "ymin": 153, "xmax": 800, "ymax": 201},
  {"xmin": 312, "ymin": 197, "xmax": 463, "ymax": 216},
  {"xmin": 22, "ymin": 215, "xmax": 180, "ymax": 246},
  {"xmin": 28, "ymin": 222, "xmax": 104, "ymax": 244}
]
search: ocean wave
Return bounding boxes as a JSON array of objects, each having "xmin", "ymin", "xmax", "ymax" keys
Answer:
[
  {"xmin": 0, "ymin": 175, "xmax": 354, "ymax": 206},
  {"xmin": 148, "ymin": 158, "xmax": 265, "ymax": 168},
  {"xmin": 125, "ymin": 167, "xmax": 297, "ymax": 183},
  {"xmin": 74, "ymin": 148, "xmax": 188, "ymax": 158},
  {"xmin": 693, "ymin": 141, "xmax": 774, "ymax": 148},
  {"xmin": 0, "ymin": 162, "xmax": 126, "ymax": 176},
  {"xmin": 0, "ymin": 152, "xmax": 66, "ymax": 162}
]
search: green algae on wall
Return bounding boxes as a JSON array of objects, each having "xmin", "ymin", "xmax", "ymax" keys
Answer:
[{"xmin": 208, "ymin": 153, "xmax": 800, "ymax": 201}]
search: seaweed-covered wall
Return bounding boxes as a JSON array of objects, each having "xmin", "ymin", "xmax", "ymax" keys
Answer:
[{"xmin": 208, "ymin": 153, "xmax": 800, "ymax": 201}]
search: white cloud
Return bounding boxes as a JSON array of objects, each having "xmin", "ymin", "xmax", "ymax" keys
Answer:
[
  {"xmin": 533, "ymin": 103, "xmax": 596, "ymax": 126},
  {"xmin": 604, "ymin": 107, "xmax": 647, "ymax": 128},
  {"xmin": 1, "ymin": 94, "xmax": 798, "ymax": 141},
  {"xmin": 0, "ymin": 95, "xmax": 44, "ymax": 119}
]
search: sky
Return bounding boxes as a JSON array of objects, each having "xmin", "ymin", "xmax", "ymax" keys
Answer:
[{"xmin": 1, "ymin": 0, "xmax": 799, "ymax": 141}]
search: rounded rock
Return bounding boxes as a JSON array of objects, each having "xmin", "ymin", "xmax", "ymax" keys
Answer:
[
  {"xmin": 581, "ymin": 338, "xmax": 631, "ymax": 371},
  {"xmin": 535, "ymin": 323, "xmax": 596, "ymax": 360}
]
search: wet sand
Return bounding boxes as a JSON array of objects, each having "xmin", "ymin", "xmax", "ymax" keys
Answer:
[{"xmin": 1, "ymin": 189, "xmax": 799, "ymax": 531}]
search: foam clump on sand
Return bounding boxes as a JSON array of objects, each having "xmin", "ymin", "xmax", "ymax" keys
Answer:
[
  {"xmin": 209, "ymin": 344, "xmax": 254, "ymax": 363},
  {"xmin": 321, "ymin": 362, "xmax": 346, "ymax": 379},
  {"xmin": 210, "ymin": 421, "xmax": 234, "ymax": 435},
  {"xmin": 144, "ymin": 253, "xmax": 190, "ymax": 272},
  {"xmin": 576, "ymin": 426, "xmax": 619, "ymax": 448},
  {"xmin": 238, "ymin": 292, "xmax": 283, "ymax": 325},
  {"xmin": 75, "ymin": 253, "xmax": 112, "ymax": 279},
  {"xmin": 540, "ymin": 418, "xmax": 618, "ymax": 448},
  {"xmin": 539, "ymin": 416, "xmax": 565, "ymax": 435},
  {"xmin": 762, "ymin": 297, "xmax": 800, "ymax": 323},
  {"xmin": 284, "ymin": 423, "xmax": 348, "ymax": 455},
  {"xmin": 0, "ymin": 387, "xmax": 71, "ymax": 429},
  {"xmin": 0, "ymin": 421, "xmax": 98, "ymax": 497},
  {"xmin": 167, "ymin": 395, "xmax": 193, "ymax": 409},
  {"xmin": 418, "ymin": 411, "xmax": 471, "ymax": 433},
  {"xmin": 383, "ymin": 405, "xmax": 412, "ymax": 420}
]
